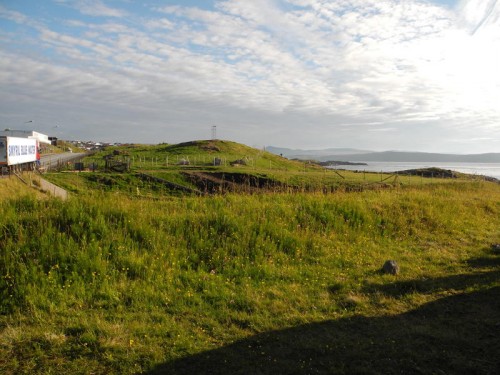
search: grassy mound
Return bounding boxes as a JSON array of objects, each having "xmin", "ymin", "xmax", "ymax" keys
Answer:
[{"xmin": 86, "ymin": 140, "xmax": 313, "ymax": 172}]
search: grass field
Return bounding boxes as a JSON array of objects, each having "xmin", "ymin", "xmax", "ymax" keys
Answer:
[
  {"xmin": 45, "ymin": 141, "xmax": 462, "ymax": 198},
  {"xmin": 1, "ymin": 140, "xmax": 500, "ymax": 374},
  {"xmin": 1, "ymin": 169, "xmax": 499, "ymax": 373}
]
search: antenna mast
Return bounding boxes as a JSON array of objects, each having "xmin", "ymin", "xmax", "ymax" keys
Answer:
[{"xmin": 211, "ymin": 125, "xmax": 217, "ymax": 140}]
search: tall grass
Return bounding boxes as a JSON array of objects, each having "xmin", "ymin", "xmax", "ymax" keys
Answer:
[{"xmin": 1, "ymin": 182, "xmax": 499, "ymax": 374}]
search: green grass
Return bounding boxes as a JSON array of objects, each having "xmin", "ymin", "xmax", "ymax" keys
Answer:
[
  {"xmin": 1, "ymin": 179, "xmax": 499, "ymax": 374},
  {"xmin": 0, "ymin": 177, "xmax": 39, "ymax": 200},
  {"xmin": 84, "ymin": 140, "xmax": 314, "ymax": 172},
  {"xmin": 43, "ymin": 140, "xmax": 466, "ymax": 199}
]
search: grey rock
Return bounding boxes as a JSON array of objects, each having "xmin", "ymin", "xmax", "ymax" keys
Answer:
[
  {"xmin": 492, "ymin": 244, "xmax": 500, "ymax": 254},
  {"xmin": 382, "ymin": 260, "xmax": 400, "ymax": 275}
]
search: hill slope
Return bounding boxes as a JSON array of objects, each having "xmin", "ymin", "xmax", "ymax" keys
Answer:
[
  {"xmin": 268, "ymin": 147, "xmax": 500, "ymax": 163},
  {"xmin": 330, "ymin": 151, "xmax": 500, "ymax": 163},
  {"xmin": 266, "ymin": 146, "xmax": 373, "ymax": 158},
  {"xmin": 94, "ymin": 140, "xmax": 315, "ymax": 172}
]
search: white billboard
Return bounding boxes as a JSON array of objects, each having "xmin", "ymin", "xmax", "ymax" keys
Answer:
[{"xmin": 0, "ymin": 137, "xmax": 38, "ymax": 166}]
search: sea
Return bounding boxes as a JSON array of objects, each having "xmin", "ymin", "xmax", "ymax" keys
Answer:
[{"xmin": 327, "ymin": 162, "xmax": 500, "ymax": 180}]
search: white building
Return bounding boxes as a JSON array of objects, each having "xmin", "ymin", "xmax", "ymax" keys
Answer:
[{"xmin": 0, "ymin": 130, "xmax": 51, "ymax": 144}]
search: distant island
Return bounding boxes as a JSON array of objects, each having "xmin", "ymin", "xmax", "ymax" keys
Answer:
[
  {"xmin": 318, "ymin": 161, "xmax": 368, "ymax": 167},
  {"xmin": 268, "ymin": 146, "xmax": 500, "ymax": 163},
  {"xmin": 291, "ymin": 158, "xmax": 367, "ymax": 167}
]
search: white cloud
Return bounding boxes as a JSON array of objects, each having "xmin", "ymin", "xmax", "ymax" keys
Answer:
[
  {"xmin": 0, "ymin": 5, "xmax": 29, "ymax": 24},
  {"xmin": 0, "ymin": 0, "xmax": 499, "ymax": 152},
  {"xmin": 458, "ymin": 0, "xmax": 500, "ymax": 33},
  {"xmin": 146, "ymin": 18, "xmax": 175, "ymax": 31},
  {"xmin": 69, "ymin": 0, "xmax": 129, "ymax": 18}
]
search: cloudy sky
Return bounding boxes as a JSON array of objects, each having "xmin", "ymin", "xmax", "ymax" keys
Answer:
[{"xmin": 0, "ymin": 0, "xmax": 499, "ymax": 153}]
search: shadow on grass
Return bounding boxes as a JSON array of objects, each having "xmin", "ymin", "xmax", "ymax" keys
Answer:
[
  {"xmin": 147, "ymin": 286, "xmax": 500, "ymax": 374},
  {"xmin": 362, "ymin": 269, "xmax": 500, "ymax": 298},
  {"xmin": 361, "ymin": 248, "xmax": 500, "ymax": 298},
  {"xmin": 467, "ymin": 255, "xmax": 500, "ymax": 269}
]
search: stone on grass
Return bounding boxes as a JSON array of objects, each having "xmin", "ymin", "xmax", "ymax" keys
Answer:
[
  {"xmin": 492, "ymin": 244, "xmax": 500, "ymax": 254},
  {"xmin": 382, "ymin": 260, "xmax": 400, "ymax": 275}
]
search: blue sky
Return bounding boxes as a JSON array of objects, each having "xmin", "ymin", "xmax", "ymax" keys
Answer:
[{"xmin": 0, "ymin": 0, "xmax": 499, "ymax": 153}]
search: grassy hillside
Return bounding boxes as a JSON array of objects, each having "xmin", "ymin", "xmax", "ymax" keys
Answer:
[
  {"xmin": 1, "ymin": 180, "xmax": 499, "ymax": 374},
  {"xmin": 43, "ymin": 140, "xmax": 466, "ymax": 197},
  {"xmin": 0, "ymin": 176, "xmax": 45, "ymax": 200},
  {"xmin": 85, "ymin": 140, "xmax": 315, "ymax": 171}
]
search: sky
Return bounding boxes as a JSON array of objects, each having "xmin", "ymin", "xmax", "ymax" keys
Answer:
[{"xmin": 0, "ymin": 0, "xmax": 499, "ymax": 153}]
